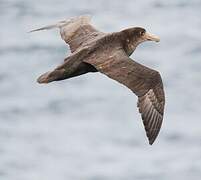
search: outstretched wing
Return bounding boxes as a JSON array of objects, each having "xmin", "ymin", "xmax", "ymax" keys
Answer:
[
  {"xmin": 30, "ymin": 15, "xmax": 105, "ymax": 53},
  {"xmin": 84, "ymin": 49, "xmax": 165, "ymax": 145},
  {"xmin": 59, "ymin": 16, "xmax": 105, "ymax": 52}
]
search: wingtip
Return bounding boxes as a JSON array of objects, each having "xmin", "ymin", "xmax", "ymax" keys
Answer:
[
  {"xmin": 28, "ymin": 27, "xmax": 49, "ymax": 33},
  {"xmin": 148, "ymin": 135, "xmax": 158, "ymax": 145},
  {"xmin": 28, "ymin": 15, "xmax": 93, "ymax": 34},
  {"xmin": 28, "ymin": 29, "xmax": 37, "ymax": 33},
  {"xmin": 148, "ymin": 139, "xmax": 154, "ymax": 145}
]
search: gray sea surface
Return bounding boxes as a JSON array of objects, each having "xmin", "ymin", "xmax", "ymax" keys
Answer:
[{"xmin": 1, "ymin": 0, "xmax": 201, "ymax": 179}]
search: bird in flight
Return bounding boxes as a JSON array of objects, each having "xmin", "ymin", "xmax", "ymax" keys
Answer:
[{"xmin": 30, "ymin": 15, "xmax": 165, "ymax": 145}]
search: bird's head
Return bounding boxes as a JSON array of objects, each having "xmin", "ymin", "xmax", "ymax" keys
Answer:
[
  {"xmin": 126, "ymin": 27, "xmax": 160, "ymax": 43},
  {"xmin": 121, "ymin": 27, "xmax": 160, "ymax": 55}
]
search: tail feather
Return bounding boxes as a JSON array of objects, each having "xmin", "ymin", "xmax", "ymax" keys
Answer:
[
  {"xmin": 37, "ymin": 69, "xmax": 65, "ymax": 84},
  {"xmin": 37, "ymin": 62, "xmax": 97, "ymax": 84}
]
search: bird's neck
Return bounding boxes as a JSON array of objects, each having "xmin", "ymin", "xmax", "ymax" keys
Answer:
[
  {"xmin": 123, "ymin": 40, "xmax": 139, "ymax": 56},
  {"xmin": 119, "ymin": 32, "xmax": 139, "ymax": 56}
]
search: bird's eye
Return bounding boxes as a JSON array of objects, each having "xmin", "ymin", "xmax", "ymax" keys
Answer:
[{"xmin": 140, "ymin": 31, "xmax": 145, "ymax": 36}]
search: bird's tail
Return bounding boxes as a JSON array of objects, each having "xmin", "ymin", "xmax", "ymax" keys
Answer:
[
  {"xmin": 29, "ymin": 15, "xmax": 91, "ymax": 33},
  {"xmin": 37, "ymin": 62, "xmax": 97, "ymax": 84},
  {"xmin": 37, "ymin": 69, "xmax": 66, "ymax": 84}
]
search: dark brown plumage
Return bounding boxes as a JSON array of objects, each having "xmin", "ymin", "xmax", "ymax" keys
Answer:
[{"xmin": 31, "ymin": 16, "xmax": 165, "ymax": 145}]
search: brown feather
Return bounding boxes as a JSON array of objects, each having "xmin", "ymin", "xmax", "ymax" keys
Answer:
[{"xmin": 84, "ymin": 49, "xmax": 165, "ymax": 145}]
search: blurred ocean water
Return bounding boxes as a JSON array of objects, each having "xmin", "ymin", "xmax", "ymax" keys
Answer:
[{"xmin": 0, "ymin": 0, "xmax": 201, "ymax": 179}]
